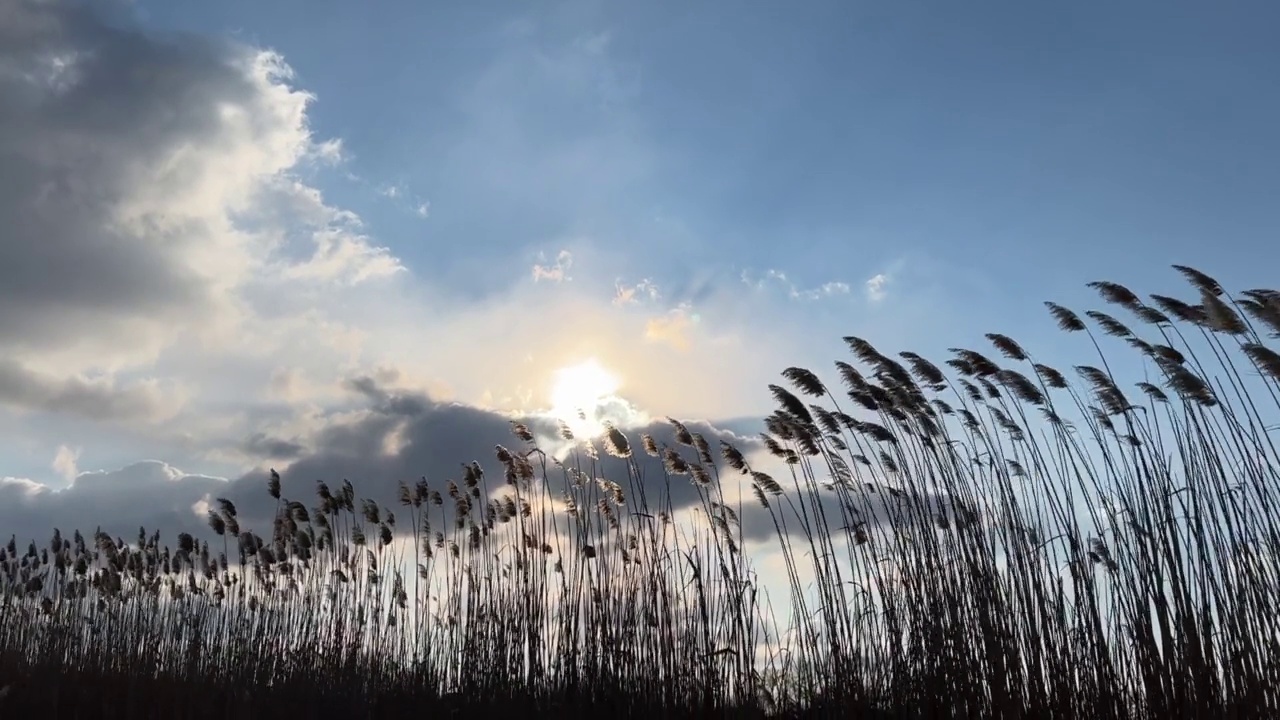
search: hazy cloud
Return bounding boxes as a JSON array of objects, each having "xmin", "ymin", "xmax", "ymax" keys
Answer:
[
  {"xmin": 532, "ymin": 249, "xmax": 574, "ymax": 282},
  {"xmin": 613, "ymin": 278, "xmax": 659, "ymax": 306},
  {"xmin": 645, "ymin": 303, "xmax": 697, "ymax": 351},
  {"xmin": 373, "ymin": 182, "xmax": 430, "ymax": 219},
  {"xmin": 51, "ymin": 444, "xmax": 80, "ymax": 484}
]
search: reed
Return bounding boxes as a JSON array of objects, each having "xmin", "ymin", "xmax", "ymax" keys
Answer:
[{"xmin": 1, "ymin": 265, "xmax": 1277, "ymax": 718}]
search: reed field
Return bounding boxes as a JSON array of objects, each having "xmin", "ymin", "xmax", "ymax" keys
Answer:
[{"xmin": 1, "ymin": 265, "xmax": 1278, "ymax": 718}]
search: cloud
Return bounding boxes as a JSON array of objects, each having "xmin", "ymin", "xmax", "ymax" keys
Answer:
[
  {"xmin": 794, "ymin": 281, "xmax": 851, "ymax": 301},
  {"xmin": 532, "ymin": 249, "xmax": 574, "ymax": 282},
  {"xmin": 373, "ymin": 182, "xmax": 430, "ymax": 219},
  {"xmin": 0, "ymin": 357, "xmax": 183, "ymax": 423},
  {"xmin": 309, "ymin": 138, "xmax": 345, "ymax": 164},
  {"xmin": 280, "ymin": 224, "xmax": 404, "ymax": 285},
  {"xmin": 0, "ymin": 459, "xmax": 229, "ymax": 546},
  {"xmin": 645, "ymin": 303, "xmax": 698, "ymax": 351},
  {"xmin": 0, "ymin": 0, "xmax": 400, "ymax": 375},
  {"xmin": 613, "ymin": 278, "xmax": 659, "ymax": 306},
  {"xmin": 0, "ymin": 377, "xmax": 768, "ymax": 548},
  {"xmin": 51, "ymin": 444, "xmax": 80, "ymax": 484},
  {"xmin": 0, "ymin": 2, "xmax": 955, "ymax": 540},
  {"xmin": 740, "ymin": 269, "xmax": 851, "ymax": 302},
  {"xmin": 239, "ymin": 432, "xmax": 306, "ymax": 462},
  {"xmin": 1, "ymin": 363, "xmax": 974, "ymax": 562},
  {"xmin": 865, "ymin": 272, "xmax": 890, "ymax": 303}
]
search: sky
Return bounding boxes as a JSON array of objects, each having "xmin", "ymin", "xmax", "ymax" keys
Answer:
[{"xmin": 2, "ymin": 0, "xmax": 1280, "ymax": 551}]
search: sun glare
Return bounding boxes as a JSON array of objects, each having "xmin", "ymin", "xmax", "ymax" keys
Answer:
[{"xmin": 549, "ymin": 358, "xmax": 620, "ymax": 438}]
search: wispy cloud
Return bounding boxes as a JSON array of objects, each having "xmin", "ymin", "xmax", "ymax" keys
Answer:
[
  {"xmin": 308, "ymin": 138, "xmax": 345, "ymax": 165},
  {"xmin": 793, "ymin": 281, "xmax": 851, "ymax": 301},
  {"xmin": 374, "ymin": 184, "xmax": 430, "ymax": 219},
  {"xmin": 741, "ymin": 268, "xmax": 851, "ymax": 301},
  {"xmin": 613, "ymin": 278, "xmax": 659, "ymax": 306},
  {"xmin": 532, "ymin": 249, "xmax": 574, "ymax": 282},
  {"xmin": 645, "ymin": 303, "xmax": 697, "ymax": 351}
]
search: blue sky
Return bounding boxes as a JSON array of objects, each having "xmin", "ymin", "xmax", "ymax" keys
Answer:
[
  {"xmin": 135, "ymin": 0, "xmax": 1280, "ymax": 298},
  {"xmin": 1, "ymin": 0, "xmax": 1279, "ymax": 547},
  {"xmin": 131, "ymin": 0, "xmax": 1280, "ymax": 397}
]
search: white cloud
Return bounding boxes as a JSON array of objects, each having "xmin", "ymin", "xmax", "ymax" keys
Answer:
[
  {"xmin": 374, "ymin": 183, "xmax": 429, "ymax": 219},
  {"xmin": 865, "ymin": 272, "xmax": 890, "ymax": 303},
  {"xmin": 0, "ymin": 4, "xmax": 945, "ymax": 530},
  {"xmin": 0, "ymin": 2, "xmax": 435, "ymax": 482},
  {"xmin": 613, "ymin": 278, "xmax": 659, "ymax": 306},
  {"xmin": 741, "ymin": 269, "xmax": 852, "ymax": 302},
  {"xmin": 51, "ymin": 444, "xmax": 80, "ymax": 484},
  {"xmin": 0, "ymin": 3, "xmax": 406, "ymax": 384},
  {"xmin": 281, "ymin": 226, "xmax": 405, "ymax": 285},
  {"xmin": 793, "ymin": 281, "xmax": 851, "ymax": 301},
  {"xmin": 532, "ymin": 249, "xmax": 574, "ymax": 282},
  {"xmin": 309, "ymin": 137, "xmax": 345, "ymax": 164}
]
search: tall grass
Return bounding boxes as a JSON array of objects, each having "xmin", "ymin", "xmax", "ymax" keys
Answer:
[{"xmin": 1, "ymin": 265, "xmax": 1278, "ymax": 718}]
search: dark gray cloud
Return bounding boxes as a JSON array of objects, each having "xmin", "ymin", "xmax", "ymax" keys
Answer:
[
  {"xmin": 0, "ymin": 358, "xmax": 170, "ymax": 421},
  {"xmin": 0, "ymin": 371, "xmax": 971, "ymax": 558},
  {"xmin": 240, "ymin": 432, "xmax": 307, "ymax": 461},
  {"xmin": 0, "ymin": 1, "xmax": 266, "ymax": 356},
  {"xmin": 0, "ymin": 460, "xmax": 227, "ymax": 548},
  {"xmin": 0, "ymin": 374, "xmax": 770, "ymax": 549},
  {"xmin": 213, "ymin": 375, "xmax": 770, "ymax": 538}
]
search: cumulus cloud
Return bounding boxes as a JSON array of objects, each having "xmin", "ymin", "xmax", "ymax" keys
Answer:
[
  {"xmin": 239, "ymin": 432, "xmax": 307, "ymax": 462},
  {"xmin": 0, "ymin": 0, "xmax": 399, "ymax": 377},
  {"xmin": 0, "ymin": 376, "xmax": 770, "ymax": 547},
  {"xmin": 0, "ymin": 459, "xmax": 229, "ymax": 546},
  {"xmin": 0, "ymin": 3, "xmax": 957, "ymax": 558},
  {"xmin": 865, "ymin": 273, "xmax": 890, "ymax": 303},
  {"xmin": 281, "ymin": 224, "xmax": 404, "ymax": 285},
  {"xmin": 1, "ymin": 364, "xmax": 971, "ymax": 560}
]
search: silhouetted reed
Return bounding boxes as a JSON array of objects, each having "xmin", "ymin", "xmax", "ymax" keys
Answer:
[{"xmin": 1, "ymin": 265, "xmax": 1277, "ymax": 718}]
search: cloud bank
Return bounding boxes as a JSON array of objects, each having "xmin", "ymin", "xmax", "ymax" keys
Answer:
[{"xmin": 0, "ymin": 2, "xmax": 943, "ymax": 561}]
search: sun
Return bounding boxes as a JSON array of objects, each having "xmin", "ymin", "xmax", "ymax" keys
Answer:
[{"xmin": 549, "ymin": 358, "xmax": 621, "ymax": 438}]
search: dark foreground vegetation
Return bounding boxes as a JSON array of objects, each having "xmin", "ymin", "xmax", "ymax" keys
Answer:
[{"xmin": 2, "ymin": 265, "xmax": 1279, "ymax": 718}]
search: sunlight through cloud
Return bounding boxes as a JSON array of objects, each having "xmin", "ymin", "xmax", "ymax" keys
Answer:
[{"xmin": 547, "ymin": 358, "xmax": 621, "ymax": 438}]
